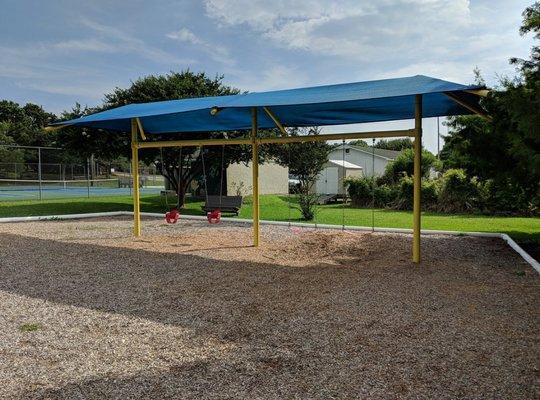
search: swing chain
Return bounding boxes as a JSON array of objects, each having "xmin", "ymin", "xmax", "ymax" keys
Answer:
[
  {"xmin": 219, "ymin": 144, "xmax": 225, "ymax": 209},
  {"xmin": 287, "ymin": 142, "xmax": 292, "ymax": 228},
  {"xmin": 372, "ymin": 138, "xmax": 375, "ymax": 232},
  {"xmin": 201, "ymin": 146, "xmax": 209, "ymax": 204},
  {"xmin": 342, "ymin": 139, "xmax": 346, "ymax": 231},
  {"xmin": 177, "ymin": 146, "xmax": 182, "ymax": 208}
]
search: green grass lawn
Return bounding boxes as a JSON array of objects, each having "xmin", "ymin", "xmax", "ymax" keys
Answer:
[{"xmin": 0, "ymin": 194, "xmax": 538, "ymax": 243}]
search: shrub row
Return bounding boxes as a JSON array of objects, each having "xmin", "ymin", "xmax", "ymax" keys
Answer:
[{"xmin": 344, "ymin": 169, "xmax": 537, "ymax": 215}]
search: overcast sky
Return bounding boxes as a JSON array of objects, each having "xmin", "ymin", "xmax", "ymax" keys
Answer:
[{"xmin": 0, "ymin": 0, "xmax": 535, "ymax": 152}]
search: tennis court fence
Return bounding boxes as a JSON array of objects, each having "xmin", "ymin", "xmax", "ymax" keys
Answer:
[{"xmin": 0, "ymin": 176, "xmax": 164, "ymax": 201}]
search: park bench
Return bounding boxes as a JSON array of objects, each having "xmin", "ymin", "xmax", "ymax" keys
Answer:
[
  {"xmin": 202, "ymin": 195, "xmax": 243, "ymax": 215},
  {"xmin": 118, "ymin": 176, "xmax": 147, "ymax": 188},
  {"xmin": 317, "ymin": 193, "xmax": 339, "ymax": 205}
]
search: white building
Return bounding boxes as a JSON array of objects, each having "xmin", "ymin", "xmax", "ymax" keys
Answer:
[
  {"xmin": 314, "ymin": 159, "xmax": 363, "ymax": 195},
  {"xmin": 226, "ymin": 161, "xmax": 289, "ymax": 196},
  {"xmin": 329, "ymin": 144, "xmax": 401, "ymax": 177},
  {"xmin": 225, "ymin": 144, "xmax": 401, "ymax": 197},
  {"xmin": 313, "ymin": 144, "xmax": 402, "ymax": 195}
]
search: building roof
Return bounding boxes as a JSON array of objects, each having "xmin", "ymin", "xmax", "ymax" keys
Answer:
[
  {"xmin": 327, "ymin": 159, "xmax": 363, "ymax": 169},
  {"xmin": 52, "ymin": 75, "xmax": 484, "ymax": 134},
  {"xmin": 335, "ymin": 143, "xmax": 402, "ymax": 160},
  {"xmin": 355, "ymin": 146, "xmax": 402, "ymax": 159}
]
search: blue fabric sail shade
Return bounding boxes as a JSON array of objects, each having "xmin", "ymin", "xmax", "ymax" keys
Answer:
[{"xmin": 53, "ymin": 75, "xmax": 484, "ymax": 134}]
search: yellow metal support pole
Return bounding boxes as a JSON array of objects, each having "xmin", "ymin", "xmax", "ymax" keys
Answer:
[
  {"xmin": 444, "ymin": 92, "xmax": 492, "ymax": 121},
  {"xmin": 413, "ymin": 95, "xmax": 422, "ymax": 263},
  {"xmin": 251, "ymin": 107, "xmax": 260, "ymax": 247},
  {"xmin": 263, "ymin": 106, "xmax": 287, "ymax": 136},
  {"xmin": 131, "ymin": 119, "xmax": 141, "ymax": 237},
  {"xmin": 135, "ymin": 117, "xmax": 147, "ymax": 140}
]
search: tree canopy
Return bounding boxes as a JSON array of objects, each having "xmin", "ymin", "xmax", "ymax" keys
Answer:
[
  {"xmin": 58, "ymin": 71, "xmax": 252, "ymax": 206},
  {"xmin": 0, "ymin": 101, "xmax": 57, "ymax": 148},
  {"xmin": 268, "ymin": 127, "xmax": 331, "ymax": 193},
  {"xmin": 441, "ymin": 2, "xmax": 540, "ymax": 211},
  {"xmin": 374, "ymin": 138, "xmax": 413, "ymax": 151}
]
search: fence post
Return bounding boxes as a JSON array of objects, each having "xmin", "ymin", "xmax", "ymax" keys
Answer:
[
  {"xmin": 38, "ymin": 147, "xmax": 43, "ymax": 201},
  {"xmin": 86, "ymin": 158, "xmax": 91, "ymax": 198}
]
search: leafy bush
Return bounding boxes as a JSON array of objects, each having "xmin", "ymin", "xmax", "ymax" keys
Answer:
[
  {"xmin": 344, "ymin": 176, "xmax": 398, "ymax": 208},
  {"xmin": 393, "ymin": 176, "xmax": 439, "ymax": 210},
  {"xmin": 344, "ymin": 176, "xmax": 374, "ymax": 207},
  {"xmin": 437, "ymin": 169, "xmax": 483, "ymax": 213},
  {"xmin": 380, "ymin": 148, "xmax": 440, "ymax": 184},
  {"xmin": 297, "ymin": 192, "xmax": 319, "ymax": 220},
  {"xmin": 482, "ymin": 178, "xmax": 538, "ymax": 215},
  {"xmin": 373, "ymin": 184, "xmax": 398, "ymax": 208}
]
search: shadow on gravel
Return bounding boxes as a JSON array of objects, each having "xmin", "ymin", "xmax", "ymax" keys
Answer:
[{"xmin": 0, "ymin": 232, "xmax": 538, "ymax": 399}]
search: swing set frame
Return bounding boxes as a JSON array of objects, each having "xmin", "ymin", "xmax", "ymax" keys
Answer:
[
  {"xmin": 51, "ymin": 76, "xmax": 487, "ymax": 264},
  {"xmin": 130, "ymin": 95, "xmax": 423, "ymax": 262}
]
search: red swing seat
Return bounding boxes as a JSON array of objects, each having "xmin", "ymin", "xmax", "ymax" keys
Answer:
[
  {"xmin": 165, "ymin": 208, "xmax": 180, "ymax": 224},
  {"xmin": 207, "ymin": 209, "xmax": 221, "ymax": 224}
]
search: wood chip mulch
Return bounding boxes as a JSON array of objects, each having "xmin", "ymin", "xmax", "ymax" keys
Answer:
[{"xmin": 0, "ymin": 217, "xmax": 538, "ymax": 399}]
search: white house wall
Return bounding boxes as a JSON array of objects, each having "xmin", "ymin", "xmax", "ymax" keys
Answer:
[
  {"xmin": 313, "ymin": 164, "xmax": 362, "ymax": 195},
  {"xmin": 227, "ymin": 161, "xmax": 289, "ymax": 196},
  {"xmin": 328, "ymin": 148, "xmax": 391, "ymax": 177}
]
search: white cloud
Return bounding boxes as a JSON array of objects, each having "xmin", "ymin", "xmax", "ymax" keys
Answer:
[
  {"xmin": 15, "ymin": 81, "xmax": 112, "ymax": 99},
  {"xmin": 0, "ymin": 18, "xmax": 195, "ymax": 104},
  {"xmin": 52, "ymin": 38, "xmax": 117, "ymax": 53},
  {"xmin": 166, "ymin": 26, "xmax": 235, "ymax": 66},
  {"xmin": 227, "ymin": 65, "xmax": 309, "ymax": 92},
  {"xmin": 81, "ymin": 19, "xmax": 193, "ymax": 65},
  {"xmin": 204, "ymin": 0, "xmax": 470, "ymax": 58},
  {"xmin": 166, "ymin": 28, "xmax": 203, "ymax": 45},
  {"xmin": 203, "ymin": 0, "xmax": 532, "ymax": 85}
]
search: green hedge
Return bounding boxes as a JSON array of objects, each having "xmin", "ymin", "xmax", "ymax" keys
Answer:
[{"xmin": 344, "ymin": 168, "xmax": 537, "ymax": 215}]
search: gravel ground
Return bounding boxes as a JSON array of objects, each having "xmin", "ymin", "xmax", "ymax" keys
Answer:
[{"xmin": 0, "ymin": 217, "xmax": 538, "ymax": 399}]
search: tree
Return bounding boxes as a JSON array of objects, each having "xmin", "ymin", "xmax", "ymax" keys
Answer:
[
  {"xmin": 267, "ymin": 127, "xmax": 331, "ymax": 220},
  {"xmin": 440, "ymin": 3, "xmax": 540, "ymax": 211},
  {"xmin": 374, "ymin": 138, "xmax": 413, "ymax": 151},
  {"xmin": 0, "ymin": 100, "xmax": 58, "ymax": 169},
  {"xmin": 381, "ymin": 148, "xmax": 439, "ymax": 184},
  {"xmin": 0, "ymin": 122, "xmax": 25, "ymax": 178},
  {"xmin": 348, "ymin": 139, "xmax": 368, "ymax": 147},
  {"xmin": 440, "ymin": 115, "xmax": 507, "ymax": 180},
  {"xmin": 59, "ymin": 71, "xmax": 253, "ymax": 207},
  {"xmin": 502, "ymin": 2, "xmax": 540, "ymax": 203},
  {"xmin": 0, "ymin": 100, "xmax": 57, "ymax": 149}
]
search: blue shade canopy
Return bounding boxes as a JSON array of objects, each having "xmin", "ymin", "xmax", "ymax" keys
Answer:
[{"xmin": 54, "ymin": 75, "xmax": 484, "ymax": 134}]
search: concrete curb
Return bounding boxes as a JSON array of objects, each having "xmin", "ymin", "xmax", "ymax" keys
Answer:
[{"xmin": 1, "ymin": 211, "xmax": 538, "ymax": 273}]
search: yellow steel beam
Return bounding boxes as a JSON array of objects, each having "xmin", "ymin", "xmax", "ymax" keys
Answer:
[
  {"xmin": 263, "ymin": 106, "xmax": 287, "ymax": 136},
  {"xmin": 412, "ymin": 95, "xmax": 422, "ymax": 264},
  {"xmin": 135, "ymin": 129, "xmax": 414, "ymax": 149},
  {"xmin": 444, "ymin": 92, "xmax": 491, "ymax": 120},
  {"xmin": 44, "ymin": 124, "xmax": 72, "ymax": 132},
  {"xmin": 259, "ymin": 129, "xmax": 414, "ymax": 144},
  {"xmin": 135, "ymin": 118, "xmax": 147, "ymax": 140},
  {"xmin": 251, "ymin": 107, "xmax": 260, "ymax": 247},
  {"xmin": 464, "ymin": 89, "xmax": 490, "ymax": 97},
  {"xmin": 138, "ymin": 137, "xmax": 251, "ymax": 149},
  {"xmin": 131, "ymin": 118, "xmax": 141, "ymax": 237}
]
